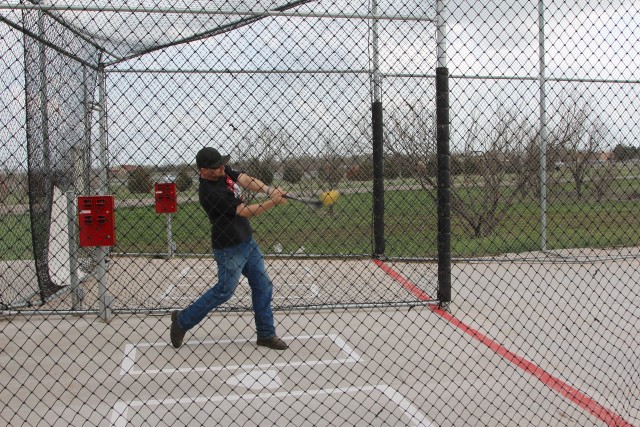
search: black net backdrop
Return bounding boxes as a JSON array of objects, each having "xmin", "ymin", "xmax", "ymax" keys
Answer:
[
  {"xmin": 2, "ymin": 1, "xmax": 640, "ymax": 426},
  {"xmin": 21, "ymin": 6, "xmax": 100, "ymax": 304}
]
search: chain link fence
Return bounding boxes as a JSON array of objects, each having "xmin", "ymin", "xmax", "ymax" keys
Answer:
[{"xmin": 1, "ymin": 1, "xmax": 639, "ymax": 425}]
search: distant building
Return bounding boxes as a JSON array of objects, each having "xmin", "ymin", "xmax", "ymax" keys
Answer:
[
  {"xmin": 110, "ymin": 164, "xmax": 139, "ymax": 177},
  {"xmin": 597, "ymin": 151, "xmax": 614, "ymax": 163}
]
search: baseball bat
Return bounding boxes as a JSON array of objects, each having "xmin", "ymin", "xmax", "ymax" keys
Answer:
[{"xmin": 283, "ymin": 194, "xmax": 323, "ymax": 209}]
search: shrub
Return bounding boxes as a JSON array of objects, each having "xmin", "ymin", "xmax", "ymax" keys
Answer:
[
  {"xmin": 248, "ymin": 160, "xmax": 274, "ymax": 185},
  {"xmin": 127, "ymin": 168, "xmax": 153, "ymax": 194},
  {"xmin": 283, "ymin": 164, "xmax": 303, "ymax": 184},
  {"xmin": 176, "ymin": 169, "xmax": 193, "ymax": 191}
]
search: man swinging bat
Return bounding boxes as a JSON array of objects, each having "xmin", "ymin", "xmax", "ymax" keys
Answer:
[{"xmin": 170, "ymin": 147, "xmax": 289, "ymax": 350}]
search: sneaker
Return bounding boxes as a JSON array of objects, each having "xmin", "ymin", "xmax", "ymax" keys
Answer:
[
  {"xmin": 256, "ymin": 336, "xmax": 289, "ymax": 350},
  {"xmin": 170, "ymin": 310, "xmax": 186, "ymax": 349}
]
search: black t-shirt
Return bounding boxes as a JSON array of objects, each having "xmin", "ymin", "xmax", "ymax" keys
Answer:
[{"xmin": 198, "ymin": 166, "xmax": 252, "ymax": 249}]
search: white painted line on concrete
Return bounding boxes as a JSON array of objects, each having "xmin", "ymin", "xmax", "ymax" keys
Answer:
[
  {"xmin": 109, "ymin": 384, "xmax": 433, "ymax": 427},
  {"xmin": 378, "ymin": 385, "xmax": 435, "ymax": 427},
  {"xmin": 310, "ymin": 283, "xmax": 320, "ymax": 298},
  {"xmin": 110, "ymin": 401, "xmax": 129, "ymax": 427},
  {"xmin": 120, "ymin": 334, "xmax": 361, "ymax": 376},
  {"xmin": 331, "ymin": 334, "xmax": 361, "ymax": 363},
  {"xmin": 119, "ymin": 344, "xmax": 137, "ymax": 376},
  {"xmin": 302, "ymin": 266, "xmax": 319, "ymax": 297},
  {"xmin": 159, "ymin": 267, "xmax": 190, "ymax": 299}
]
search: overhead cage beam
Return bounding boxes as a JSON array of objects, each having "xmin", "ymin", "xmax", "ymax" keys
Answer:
[
  {"xmin": 112, "ymin": 70, "xmax": 640, "ymax": 83},
  {"xmin": 113, "ymin": 69, "xmax": 447, "ymax": 77},
  {"xmin": 449, "ymin": 74, "xmax": 640, "ymax": 84}
]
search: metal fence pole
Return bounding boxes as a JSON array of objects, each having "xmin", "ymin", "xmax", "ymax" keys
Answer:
[
  {"xmin": 538, "ymin": 0, "xmax": 548, "ymax": 251},
  {"xmin": 166, "ymin": 213, "xmax": 175, "ymax": 258},
  {"xmin": 96, "ymin": 65, "xmax": 113, "ymax": 323},
  {"xmin": 66, "ymin": 189, "xmax": 83, "ymax": 310}
]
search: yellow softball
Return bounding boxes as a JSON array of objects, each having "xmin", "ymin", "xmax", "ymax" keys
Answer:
[{"xmin": 319, "ymin": 190, "xmax": 340, "ymax": 206}]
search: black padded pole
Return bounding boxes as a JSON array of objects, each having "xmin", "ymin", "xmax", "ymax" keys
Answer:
[
  {"xmin": 372, "ymin": 100, "xmax": 385, "ymax": 257},
  {"xmin": 436, "ymin": 67, "xmax": 451, "ymax": 306}
]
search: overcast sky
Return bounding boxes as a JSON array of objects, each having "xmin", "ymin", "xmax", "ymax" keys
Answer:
[{"xmin": 1, "ymin": 0, "xmax": 639, "ymax": 168}]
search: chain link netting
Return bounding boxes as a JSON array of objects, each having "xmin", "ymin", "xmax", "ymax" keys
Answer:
[{"xmin": 1, "ymin": 1, "xmax": 639, "ymax": 426}]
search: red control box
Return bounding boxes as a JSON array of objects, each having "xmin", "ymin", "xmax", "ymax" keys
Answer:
[
  {"xmin": 155, "ymin": 183, "xmax": 177, "ymax": 214},
  {"xmin": 78, "ymin": 196, "xmax": 116, "ymax": 247}
]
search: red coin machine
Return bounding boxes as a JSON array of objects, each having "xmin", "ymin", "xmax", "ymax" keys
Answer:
[
  {"xmin": 155, "ymin": 182, "xmax": 177, "ymax": 257},
  {"xmin": 77, "ymin": 195, "xmax": 116, "ymax": 247},
  {"xmin": 154, "ymin": 182, "xmax": 177, "ymax": 214}
]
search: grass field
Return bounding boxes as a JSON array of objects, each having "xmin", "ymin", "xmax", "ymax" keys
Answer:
[{"xmin": 2, "ymin": 184, "xmax": 640, "ymax": 261}]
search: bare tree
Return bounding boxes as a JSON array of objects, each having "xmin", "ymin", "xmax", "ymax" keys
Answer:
[
  {"xmin": 0, "ymin": 172, "xmax": 8, "ymax": 201},
  {"xmin": 238, "ymin": 125, "xmax": 287, "ymax": 166},
  {"xmin": 315, "ymin": 135, "xmax": 350, "ymax": 215},
  {"xmin": 386, "ymin": 103, "xmax": 534, "ymax": 238},
  {"xmin": 453, "ymin": 111, "xmax": 535, "ymax": 237},
  {"xmin": 236, "ymin": 125, "xmax": 289, "ymax": 186},
  {"xmin": 587, "ymin": 120, "xmax": 615, "ymax": 201},
  {"xmin": 384, "ymin": 101, "xmax": 437, "ymax": 188},
  {"xmin": 591, "ymin": 158, "xmax": 616, "ymax": 201},
  {"xmin": 516, "ymin": 129, "xmax": 542, "ymax": 198},
  {"xmin": 550, "ymin": 98, "xmax": 605, "ymax": 198}
]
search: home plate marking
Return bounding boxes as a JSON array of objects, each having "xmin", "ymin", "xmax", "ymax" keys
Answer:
[{"xmin": 120, "ymin": 334, "xmax": 360, "ymax": 376}]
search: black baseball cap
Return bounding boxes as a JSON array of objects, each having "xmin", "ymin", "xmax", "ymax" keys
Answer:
[{"xmin": 196, "ymin": 147, "xmax": 230, "ymax": 169}]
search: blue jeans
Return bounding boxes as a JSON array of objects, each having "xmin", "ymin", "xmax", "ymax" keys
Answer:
[{"xmin": 177, "ymin": 237, "xmax": 277, "ymax": 339}]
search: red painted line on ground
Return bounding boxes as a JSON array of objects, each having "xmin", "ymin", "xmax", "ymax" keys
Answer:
[
  {"xmin": 372, "ymin": 259, "xmax": 635, "ymax": 427},
  {"xmin": 373, "ymin": 259, "xmax": 431, "ymax": 301}
]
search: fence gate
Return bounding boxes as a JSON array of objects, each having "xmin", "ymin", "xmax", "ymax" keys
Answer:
[{"xmin": 1, "ymin": 1, "xmax": 640, "ymax": 426}]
